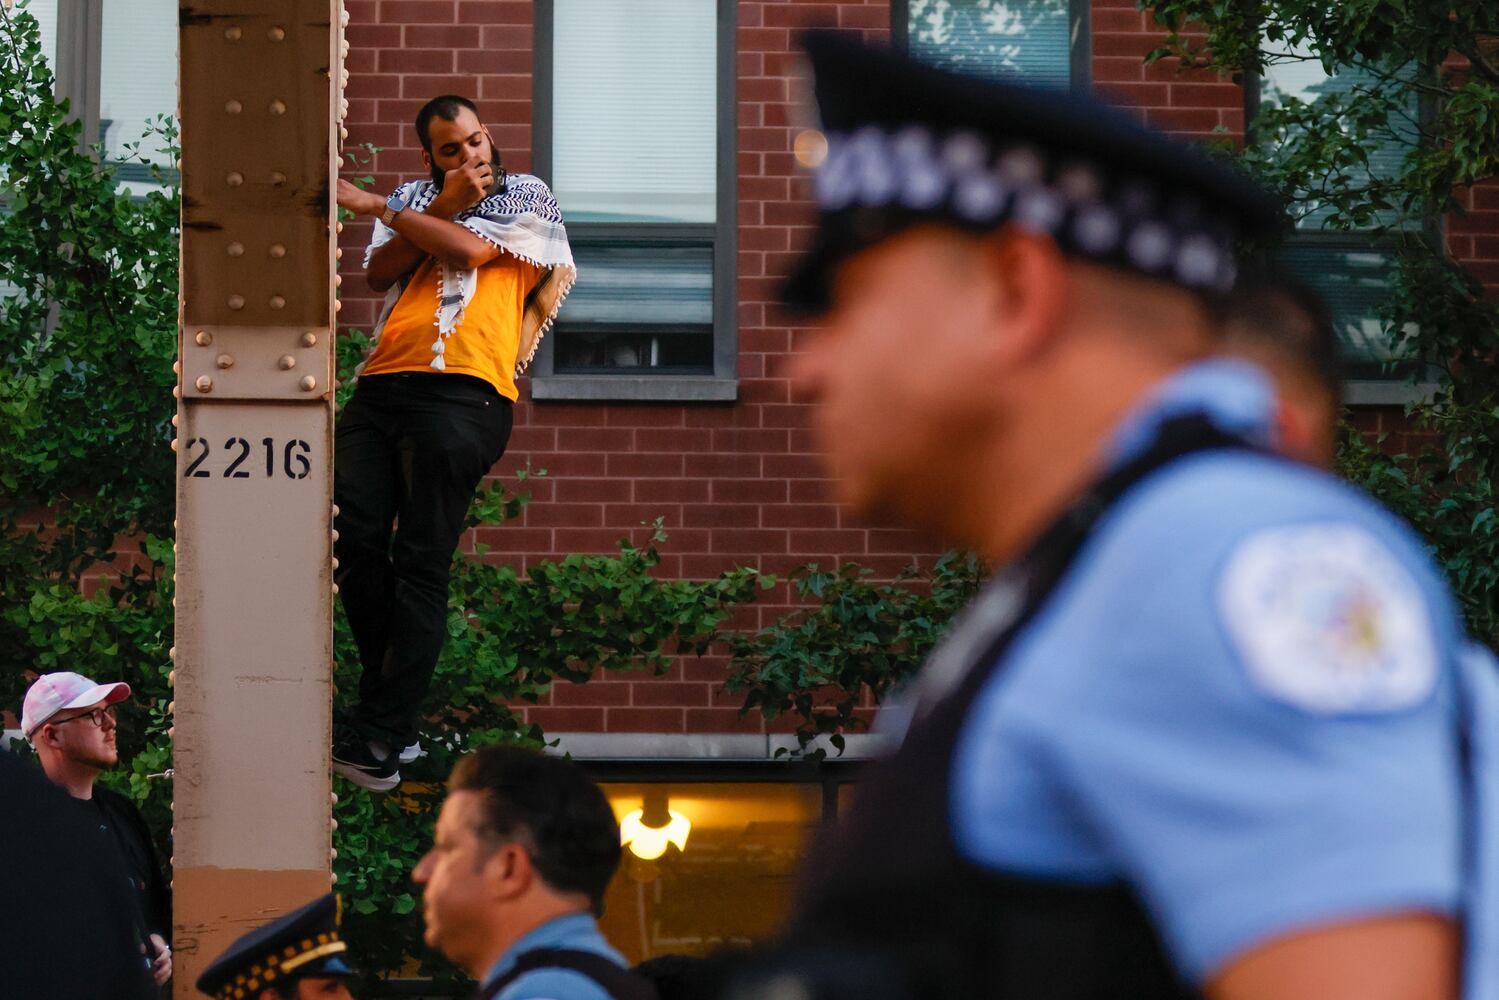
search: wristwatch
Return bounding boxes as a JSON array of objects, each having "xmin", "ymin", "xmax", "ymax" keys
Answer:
[{"xmin": 381, "ymin": 192, "xmax": 408, "ymax": 226}]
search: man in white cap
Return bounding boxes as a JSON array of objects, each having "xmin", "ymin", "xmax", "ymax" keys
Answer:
[{"xmin": 22, "ymin": 671, "xmax": 173, "ymax": 988}]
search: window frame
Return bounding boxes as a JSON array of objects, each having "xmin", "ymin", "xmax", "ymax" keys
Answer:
[
  {"xmin": 1243, "ymin": 55, "xmax": 1443, "ymax": 404},
  {"xmin": 530, "ymin": 0, "xmax": 738, "ymax": 403},
  {"xmin": 891, "ymin": 0, "xmax": 1093, "ymax": 91}
]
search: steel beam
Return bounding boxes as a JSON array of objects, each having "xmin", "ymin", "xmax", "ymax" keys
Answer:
[{"xmin": 172, "ymin": 2, "xmax": 346, "ymax": 992}]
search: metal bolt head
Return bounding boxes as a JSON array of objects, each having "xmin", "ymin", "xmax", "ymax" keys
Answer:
[
  {"xmin": 172, "ymin": 385, "xmax": 182, "ymax": 399},
  {"xmin": 169, "ymin": 438, "xmax": 179, "ymax": 452},
  {"xmin": 334, "ymin": 299, "xmax": 343, "ymax": 313},
  {"xmin": 224, "ymin": 26, "xmax": 242, "ymax": 40},
  {"xmin": 268, "ymin": 25, "xmax": 285, "ymax": 41},
  {"xmin": 300, "ymin": 331, "xmax": 318, "ymax": 347},
  {"xmin": 169, "ymin": 646, "xmax": 177, "ymax": 660},
  {"xmin": 170, "ymin": 414, "xmax": 178, "ymax": 427},
  {"xmin": 226, "ymin": 171, "xmax": 243, "ymax": 187},
  {"xmin": 228, "ymin": 294, "xmax": 245, "ymax": 310},
  {"xmin": 167, "ymin": 670, "xmax": 175, "ymax": 685},
  {"xmin": 335, "ymin": 247, "xmax": 343, "ymax": 260},
  {"xmin": 224, "ymin": 99, "xmax": 242, "ymax": 114},
  {"xmin": 195, "ymin": 330, "xmax": 213, "ymax": 346},
  {"xmin": 172, "ymin": 359, "xmax": 182, "ymax": 375},
  {"xmin": 332, "ymin": 504, "xmax": 340, "ymax": 517},
  {"xmin": 195, "ymin": 375, "xmax": 213, "ymax": 393},
  {"xmin": 226, "ymin": 242, "xmax": 244, "ymax": 258},
  {"xmin": 269, "ymin": 295, "xmax": 286, "ymax": 310},
  {"xmin": 335, "ymin": 221, "xmax": 344, "ymax": 234},
  {"xmin": 269, "ymin": 243, "xmax": 287, "ymax": 259},
  {"xmin": 215, "ymin": 353, "xmax": 234, "ymax": 369},
  {"xmin": 279, "ymin": 354, "xmax": 297, "ymax": 370},
  {"xmin": 167, "ymin": 701, "xmax": 175, "ymax": 715},
  {"xmin": 270, "ymin": 171, "xmax": 287, "ymax": 186},
  {"xmin": 300, "ymin": 375, "xmax": 318, "ymax": 392},
  {"xmin": 269, "ymin": 99, "xmax": 287, "ymax": 116},
  {"xmin": 334, "ymin": 274, "xmax": 342, "ymax": 287}
]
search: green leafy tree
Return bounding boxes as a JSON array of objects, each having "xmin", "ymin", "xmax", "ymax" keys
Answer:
[{"xmin": 1142, "ymin": 0, "xmax": 1499, "ymax": 646}]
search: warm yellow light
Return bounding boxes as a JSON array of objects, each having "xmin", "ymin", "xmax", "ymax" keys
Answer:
[{"xmin": 620, "ymin": 808, "xmax": 691, "ymax": 861}]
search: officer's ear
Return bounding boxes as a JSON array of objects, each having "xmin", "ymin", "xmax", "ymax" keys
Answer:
[
  {"xmin": 481, "ymin": 839, "xmax": 535, "ymax": 901},
  {"xmin": 978, "ymin": 228, "xmax": 1068, "ymax": 366}
]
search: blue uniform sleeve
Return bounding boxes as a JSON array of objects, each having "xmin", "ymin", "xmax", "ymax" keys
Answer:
[
  {"xmin": 954, "ymin": 472, "xmax": 1466, "ymax": 984},
  {"xmin": 495, "ymin": 968, "xmax": 616, "ymax": 1000}
]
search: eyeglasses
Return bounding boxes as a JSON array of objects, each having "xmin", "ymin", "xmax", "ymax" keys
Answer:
[{"xmin": 51, "ymin": 706, "xmax": 118, "ymax": 729}]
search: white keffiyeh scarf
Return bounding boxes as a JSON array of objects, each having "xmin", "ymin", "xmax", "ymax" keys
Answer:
[{"xmin": 362, "ymin": 173, "xmax": 576, "ymax": 374}]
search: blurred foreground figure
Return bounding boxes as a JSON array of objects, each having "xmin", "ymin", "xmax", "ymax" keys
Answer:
[
  {"xmin": 1, "ymin": 748, "xmax": 155, "ymax": 999},
  {"xmin": 726, "ymin": 31, "xmax": 1497, "ymax": 1000},
  {"xmin": 1213, "ymin": 271, "xmax": 1342, "ymax": 467},
  {"xmin": 195, "ymin": 893, "xmax": 357, "ymax": 999},
  {"xmin": 415, "ymin": 746, "xmax": 654, "ymax": 999}
]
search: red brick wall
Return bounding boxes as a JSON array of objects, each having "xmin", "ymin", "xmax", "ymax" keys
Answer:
[{"xmin": 335, "ymin": 1, "xmax": 1496, "ymax": 736}]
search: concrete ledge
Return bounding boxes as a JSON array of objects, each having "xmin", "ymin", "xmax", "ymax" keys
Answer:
[{"xmin": 547, "ymin": 731, "xmax": 885, "ymax": 761}]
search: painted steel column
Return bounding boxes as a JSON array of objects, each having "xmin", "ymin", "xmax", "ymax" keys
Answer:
[{"xmin": 171, "ymin": 3, "xmax": 347, "ymax": 993}]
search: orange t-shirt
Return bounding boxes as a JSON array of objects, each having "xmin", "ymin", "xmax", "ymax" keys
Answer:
[{"xmin": 362, "ymin": 254, "xmax": 541, "ymax": 401}]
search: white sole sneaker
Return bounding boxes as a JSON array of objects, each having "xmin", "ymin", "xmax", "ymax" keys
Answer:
[
  {"xmin": 333, "ymin": 759, "xmax": 400, "ymax": 793},
  {"xmin": 399, "ymin": 741, "xmax": 423, "ymax": 764}
]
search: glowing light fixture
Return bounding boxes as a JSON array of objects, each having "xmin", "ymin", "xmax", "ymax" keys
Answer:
[{"xmin": 620, "ymin": 790, "xmax": 691, "ymax": 861}]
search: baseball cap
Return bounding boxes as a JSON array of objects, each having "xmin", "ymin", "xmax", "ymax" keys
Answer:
[{"xmin": 21, "ymin": 672, "xmax": 131, "ymax": 738}]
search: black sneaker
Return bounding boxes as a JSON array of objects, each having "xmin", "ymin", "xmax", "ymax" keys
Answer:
[{"xmin": 332, "ymin": 724, "xmax": 400, "ymax": 793}]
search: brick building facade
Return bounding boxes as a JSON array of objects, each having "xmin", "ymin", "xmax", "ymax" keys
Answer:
[{"xmin": 335, "ymin": 0, "xmax": 1499, "ymax": 741}]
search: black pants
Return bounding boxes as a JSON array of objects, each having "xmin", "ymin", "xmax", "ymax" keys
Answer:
[{"xmin": 333, "ymin": 372, "xmax": 513, "ymax": 747}]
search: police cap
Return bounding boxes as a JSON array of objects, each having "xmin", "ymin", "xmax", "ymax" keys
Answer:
[
  {"xmin": 782, "ymin": 31, "xmax": 1286, "ymax": 311},
  {"xmin": 195, "ymin": 893, "xmax": 355, "ymax": 999}
]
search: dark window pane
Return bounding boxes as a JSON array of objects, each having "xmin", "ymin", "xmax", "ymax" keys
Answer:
[
  {"xmin": 907, "ymin": 0, "xmax": 1071, "ymax": 91},
  {"xmin": 554, "ymin": 330, "xmax": 713, "ymax": 373},
  {"xmin": 1276, "ymin": 242, "xmax": 1413, "ymax": 380}
]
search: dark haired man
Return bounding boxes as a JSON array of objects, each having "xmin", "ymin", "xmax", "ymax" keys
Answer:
[
  {"xmin": 331, "ymin": 98, "xmax": 575, "ymax": 792},
  {"xmin": 413, "ymin": 746, "xmax": 653, "ymax": 1000}
]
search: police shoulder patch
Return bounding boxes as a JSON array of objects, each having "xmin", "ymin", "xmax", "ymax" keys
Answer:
[{"xmin": 1217, "ymin": 523, "xmax": 1438, "ymax": 714}]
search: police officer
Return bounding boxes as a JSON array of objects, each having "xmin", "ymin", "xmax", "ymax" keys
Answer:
[
  {"xmin": 195, "ymin": 894, "xmax": 357, "ymax": 1000},
  {"xmin": 729, "ymin": 32, "xmax": 1493, "ymax": 1000}
]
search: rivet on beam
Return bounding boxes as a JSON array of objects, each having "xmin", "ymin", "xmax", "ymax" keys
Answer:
[
  {"xmin": 331, "ymin": 504, "xmax": 340, "ymax": 517},
  {"xmin": 335, "ymin": 221, "xmax": 344, "ymax": 234},
  {"xmin": 335, "ymin": 247, "xmax": 343, "ymax": 260},
  {"xmin": 334, "ymin": 299, "xmax": 343, "ymax": 313},
  {"xmin": 169, "ymin": 437, "xmax": 179, "ymax": 452},
  {"xmin": 301, "ymin": 331, "xmax": 318, "ymax": 347},
  {"xmin": 167, "ymin": 701, "xmax": 175, "ymax": 715},
  {"xmin": 339, "ymin": 124, "xmax": 349, "ymax": 142},
  {"xmin": 169, "ymin": 646, "xmax": 176, "ymax": 660},
  {"xmin": 216, "ymin": 354, "xmax": 234, "ymax": 370},
  {"xmin": 226, "ymin": 242, "xmax": 244, "ymax": 258},
  {"xmin": 269, "ymin": 243, "xmax": 287, "ymax": 258},
  {"xmin": 195, "ymin": 375, "xmax": 213, "ymax": 393},
  {"xmin": 226, "ymin": 171, "xmax": 244, "ymax": 187},
  {"xmin": 279, "ymin": 355, "xmax": 297, "ymax": 370},
  {"xmin": 269, "ymin": 295, "xmax": 287, "ymax": 310},
  {"xmin": 167, "ymin": 670, "xmax": 175, "ymax": 685},
  {"xmin": 195, "ymin": 330, "xmax": 213, "ymax": 346},
  {"xmin": 170, "ymin": 414, "xmax": 178, "ymax": 427},
  {"xmin": 270, "ymin": 171, "xmax": 287, "ymax": 186},
  {"xmin": 340, "ymin": 7, "xmax": 350, "ymax": 28},
  {"xmin": 172, "ymin": 360, "xmax": 182, "ymax": 375},
  {"xmin": 224, "ymin": 99, "xmax": 242, "ymax": 115},
  {"xmin": 224, "ymin": 26, "xmax": 242, "ymax": 41},
  {"xmin": 228, "ymin": 294, "xmax": 245, "ymax": 310},
  {"xmin": 300, "ymin": 375, "xmax": 319, "ymax": 392},
  {"xmin": 172, "ymin": 385, "xmax": 182, "ymax": 399},
  {"xmin": 331, "ymin": 529, "xmax": 339, "ymax": 542},
  {"xmin": 269, "ymin": 99, "xmax": 287, "ymax": 116},
  {"xmin": 332, "ymin": 583, "xmax": 340, "ymax": 594},
  {"xmin": 334, "ymin": 275, "xmax": 342, "ymax": 288},
  {"xmin": 268, "ymin": 25, "xmax": 285, "ymax": 41}
]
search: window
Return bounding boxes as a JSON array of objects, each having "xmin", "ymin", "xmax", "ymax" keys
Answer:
[
  {"xmin": 586, "ymin": 761, "xmax": 858, "ymax": 963},
  {"xmin": 893, "ymin": 0, "xmax": 1090, "ymax": 91},
  {"xmin": 532, "ymin": 0, "xmax": 737, "ymax": 402},
  {"xmin": 1250, "ymin": 41, "xmax": 1434, "ymax": 397},
  {"xmin": 10, "ymin": 0, "xmax": 177, "ymax": 194}
]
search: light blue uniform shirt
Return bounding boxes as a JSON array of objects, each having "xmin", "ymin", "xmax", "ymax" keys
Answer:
[
  {"xmin": 482, "ymin": 913, "xmax": 627, "ymax": 1000},
  {"xmin": 948, "ymin": 360, "xmax": 1484, "ymax": 987}
]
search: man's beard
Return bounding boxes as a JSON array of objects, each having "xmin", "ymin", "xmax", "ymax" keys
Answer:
[{"xmin": 432, "ymin": 148, "xmax": 504, "ymax": 193}]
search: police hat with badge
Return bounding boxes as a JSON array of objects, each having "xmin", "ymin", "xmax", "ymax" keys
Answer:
[
  {"xmin": 781, "ymin": 30, "xmax": 1286, "ymax": 313},
  {"xmin": 196, "ymin": 894, "xmax": 355, "ymax": 999}
]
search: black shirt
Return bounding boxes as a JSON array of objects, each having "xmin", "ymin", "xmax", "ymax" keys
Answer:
[{"xmin": 82, "ymin": 785, "xmax": 172, "ymax": 945}]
